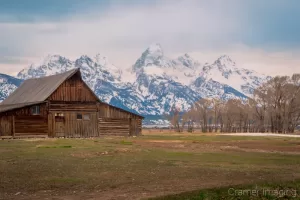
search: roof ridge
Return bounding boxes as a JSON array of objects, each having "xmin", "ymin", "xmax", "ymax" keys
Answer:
[
  {"xmin": 1, "ymin": 68, "xmax": 80, "ymax": 105},
  {"xmin": 0, "ymin": 101, "xmax": 46, "ymax": 107},
  {"xmin": 24, "ymin": 68, "xmax": 80, "ymax": 81}
]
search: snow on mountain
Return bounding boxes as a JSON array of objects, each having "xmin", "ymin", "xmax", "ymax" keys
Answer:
[
  {"xmin": 17, "ymin": 55, "xmax": 74, "ymax": 79},
  {"xmin": 133, "ymin": 43, "xmax": 165, "ymax": 71},
  {"xmin": 0, "ymin": 43, "xmax": 270, "ymax": 124},
  {"xmin": 0, "ymin": 74, "xmax": 23, "ymax": 102},
  {"xmin": 130, "ymin": 44, "xmax": 268, "ymax": 111},
  {"xmin": 131, "ymin": 44, "xmax": 202, "ymax": 114},
  {"xmin": 193, "ymin": 55, "xmax": 271, "ymax": 98},
  {"xmin": 133, "ymin": 43, "xmax": 201, "ymax": 86}
]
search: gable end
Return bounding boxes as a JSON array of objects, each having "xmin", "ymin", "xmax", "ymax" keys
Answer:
[{"xmin": 48, "ymin": 71, "xmax": 98, "ymax": 102}]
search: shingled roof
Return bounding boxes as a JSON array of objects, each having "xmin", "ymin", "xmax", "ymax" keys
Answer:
[
  {"xmin": 0, "ymin": 101, "xmax": 46, "ymax": 113},
  {"xmin": 0, "ymin": 69, "xmax": 79, "ymax": 113},
  {"xmin": 1, "ymin": 68, "xmax": 79, "ymax": 105}
]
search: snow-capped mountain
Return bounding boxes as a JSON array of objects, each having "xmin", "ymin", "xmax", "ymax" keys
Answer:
[
  {"xmin": 17, "ymin": 55, "xmax": 74, "ymax": 79},
  {"xmin": 0, "ymin": 43, "xmax": 270, "ymax": 122},
  {"xmin": 131, "ymin": 44, "xmax": 268, "ymax": 104},
  {"xmin": 131, "ymin": 44, "xmax": 202, "ymax": 114},
  {"xmin": 190, "ymin": 55, "xmax": 270, "ymax": 100},
  {"xmin": 194, "ymin": 55, "xmax": 270, "ymax": 96},
  {"xmin": 133, "ymin": 44, "xmax": 201, "ymax": 86},
  {"xmin": 0, "ymin": 74, "xmax": 23, "ymax": 101}
]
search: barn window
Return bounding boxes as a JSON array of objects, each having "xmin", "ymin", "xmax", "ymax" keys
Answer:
[
  {"xmin": 83, "ymin": 114, "xmax": 90, "ymax": 120},
  {"xmin": 31, "ymin": 106, "xmax": 40, "ymax": 115},
  {"xmin": 55, "ymin": 113, "xmax": 64, "ymax": 117},
  {"xmin": 76, "ymin": 113, "xmax": 82, "ymax": 120}
]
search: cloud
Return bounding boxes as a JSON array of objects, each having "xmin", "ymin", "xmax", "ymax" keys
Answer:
[
  {"xmin": 0, "ymin": 0, "xmax": 299, "ymax": 75},
  {"xmin": 189, "ymin": 45, "xmax": 300, "ymax": 76}
]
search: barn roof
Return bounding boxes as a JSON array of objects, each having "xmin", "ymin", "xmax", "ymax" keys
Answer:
[
  {"xmin": 1, "ymin": 68, "xmax": 79, "ymax": 105},
  {"xmin": 0, "ymin": 68, "xmax": 144, "ymax": 118},
  {"xmin": 0, "ymin": 101, "xmax": 46, "ymax": 113}
]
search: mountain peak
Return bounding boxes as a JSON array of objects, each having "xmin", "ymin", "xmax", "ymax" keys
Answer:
[
  {"xmin": 183, "ymin": 53, "xmax": 191, "ymax": 58},
  {"xmin": 177, "ymin": 53, "xmax": 200, "ymax": 69},
  {"xmin": 79, "ymin": 55, "xmax": 90, "ymax": 59},
  {"xmin": 146, "ymin": 43, "xmax": 163, "ymax": 56},
  {"xmin": 217, "ymin": 55, "xmax": 232, "ymax": 61},
  {"xmin": 95, "ymin": 54, "xmax": 108, "ymax": 66},
  {"xmin": 133, "ymin": 43, "xmax": 164, "ymax": 71},
  {"xmin": 142, "ymin": 43, "xmax": 164, "ymax": 60},
  {"xmin": 40, "ymin": 54, "xmax": 66, "ymax": 66},
  {"xmin": 74, "ymin": 55, "xmax": 95, "ymax": 70},
  {"xmin": 17, "ymin": 54, "xmax": 74, "ymax": 79},
  {"xmin": 214, "ymin": 55, "xmax": 235, "ymax": 66}
]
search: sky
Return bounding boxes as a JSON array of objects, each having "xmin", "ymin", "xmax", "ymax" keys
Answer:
[{"xmin": 0, "ymin": 0, "xmax": 300, "ymax": 76}]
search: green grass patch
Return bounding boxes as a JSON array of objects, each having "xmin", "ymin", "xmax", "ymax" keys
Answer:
[
  {"xmin": 120, "ymin": 140, "xmax": 133, "ymax": 145},
  {"xmin": 150, "ymin": 180, "xmax": 300, "ymax": 200}
]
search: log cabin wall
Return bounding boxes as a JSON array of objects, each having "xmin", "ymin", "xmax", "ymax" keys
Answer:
[
  {"xmin": 48, "ymin": 102, "xmax": 143, "ymax": 137},
  {"xmin": 48, "ymin": 102, "xmax": 98, "ymax": 137},
  {"xmin": 0, "ymin": 115, "xmax": 13, "ymax": 136},
  {"xmin": 0, "ymin": 103, "xmax": 48, "ymax": 137},
  {"xmin": 130, "ymin": 118, "xmax": 142, "ymax": 136},
  {"xmin": 49, "ymin": 102, "xmax": 97, "ymax": 112},
  {"xmin": 14, "ymin": 104, "xmax": 48, "ymax": 136},
  {"xmin": 15, "ymin": 115, "xmax": 48, "ymax": 136},
  {"xmin": 48, "ymin": 111, "xmax": 98, "ymax": 138},
  {"xmin": 98, "ymin": 103, "xmax": 139, "ymax": 119},
  {"xmin": 98, "ymin": 117, "xmax": 130, "ymax": 136},
  {"xmin": 98, "ymin": 103, "xmax": 142, "ymax": 136},
  {"xmin": 0, "ymin": 102, "xmax": 142, "ymax": 137},
  {"xmin": 47, "ymin": 72, "xmax": 100, "ymax": 137}
]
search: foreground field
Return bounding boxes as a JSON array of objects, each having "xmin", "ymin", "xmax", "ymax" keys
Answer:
[{"xmin": 1, "ymin": 133, "xmax": 300, "ymax": 200}]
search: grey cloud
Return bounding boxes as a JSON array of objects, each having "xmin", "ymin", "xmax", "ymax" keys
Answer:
[{"xmin": 0, "ymin": 0, "xmax": 299, "ymax": 75}]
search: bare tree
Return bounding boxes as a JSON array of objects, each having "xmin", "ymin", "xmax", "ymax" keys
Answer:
[
  {"xmin": 182, "ymin": 109, "xmax": 196, "ymax": 132},
  {"xmin": 284, "ymin": 74, "xmax": 300, "ymax": 133},
  {"xmin": 165, "ymin": 106, "xmax": 182, "ymax": 132},
  {"xmin": 211, "ymin": 98, "xmax": 224, "ymax": 132},
  {"xmin": 194, "ymin": 99, "xmax": 211, "ymax": 133},
  {"xmin": 168, "ymin": 74, "xmax": 300, "ymax": 134},
  {"xmin": 253, "ymin": 85, "xmax": 268, "ymax": 132}
]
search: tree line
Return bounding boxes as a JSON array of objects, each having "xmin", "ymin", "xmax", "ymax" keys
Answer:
[{"xmin": 166, "ymin": 74, "xmax": 300, "ymax": 133}]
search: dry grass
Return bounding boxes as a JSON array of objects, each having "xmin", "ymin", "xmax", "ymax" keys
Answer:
[
  {"xmin": 1, "ymin": 133, "xmax": 300, "ymax": 200},
  {"xmin": 142, "ymin": 129, "xmax": 216, "ymax": 135}
]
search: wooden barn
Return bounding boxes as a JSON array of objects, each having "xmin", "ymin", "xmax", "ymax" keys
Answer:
[{"xmin": 0, "ymin": 68, "xmax": 143, "ymax": 138}]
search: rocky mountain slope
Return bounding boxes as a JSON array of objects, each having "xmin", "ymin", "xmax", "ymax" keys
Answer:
[
  {"xmin": 0, "ymin": 74, "xmax": 23, "ymax": 102},
  {"xmin": 0, "ymin": 44, "xmax": 270, "ymax": 122}
]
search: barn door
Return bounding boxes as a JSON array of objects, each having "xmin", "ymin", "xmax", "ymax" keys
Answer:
[
  {"xmin": 55, "ymin": 121, "xmax": 64, "ymax": 137},
  {"xmin": 129, "ymin": 118, "xmax": 138, "ymax": 136},
  {"xmin": 55, "ymin": 115, "xmax": 65, "ymax": 137}
]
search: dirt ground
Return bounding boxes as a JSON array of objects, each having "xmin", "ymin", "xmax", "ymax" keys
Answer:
[
  {"xmin": 1, "ymin": 133, "xmax": 300, "ymax": 200},
  {"xmin": 223, "ymin": 132, "xmax": 300, "ymax": 138}
]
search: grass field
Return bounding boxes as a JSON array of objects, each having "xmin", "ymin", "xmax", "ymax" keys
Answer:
[{"xmin": 1, "ymin": 132, "xmax": 300, "ymax": 199}]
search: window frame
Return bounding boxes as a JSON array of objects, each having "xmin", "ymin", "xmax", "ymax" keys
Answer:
[
  {"xmin": 83, "ymin": 114, "xmax": 90, "ymax": 121},
  {"xmin": 76, "ymin": 113, "xmax": 83, "ymax": 120},
  {"xmin": 31, "ymin": 105, "xmax": 40, "ymax": 115}
]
